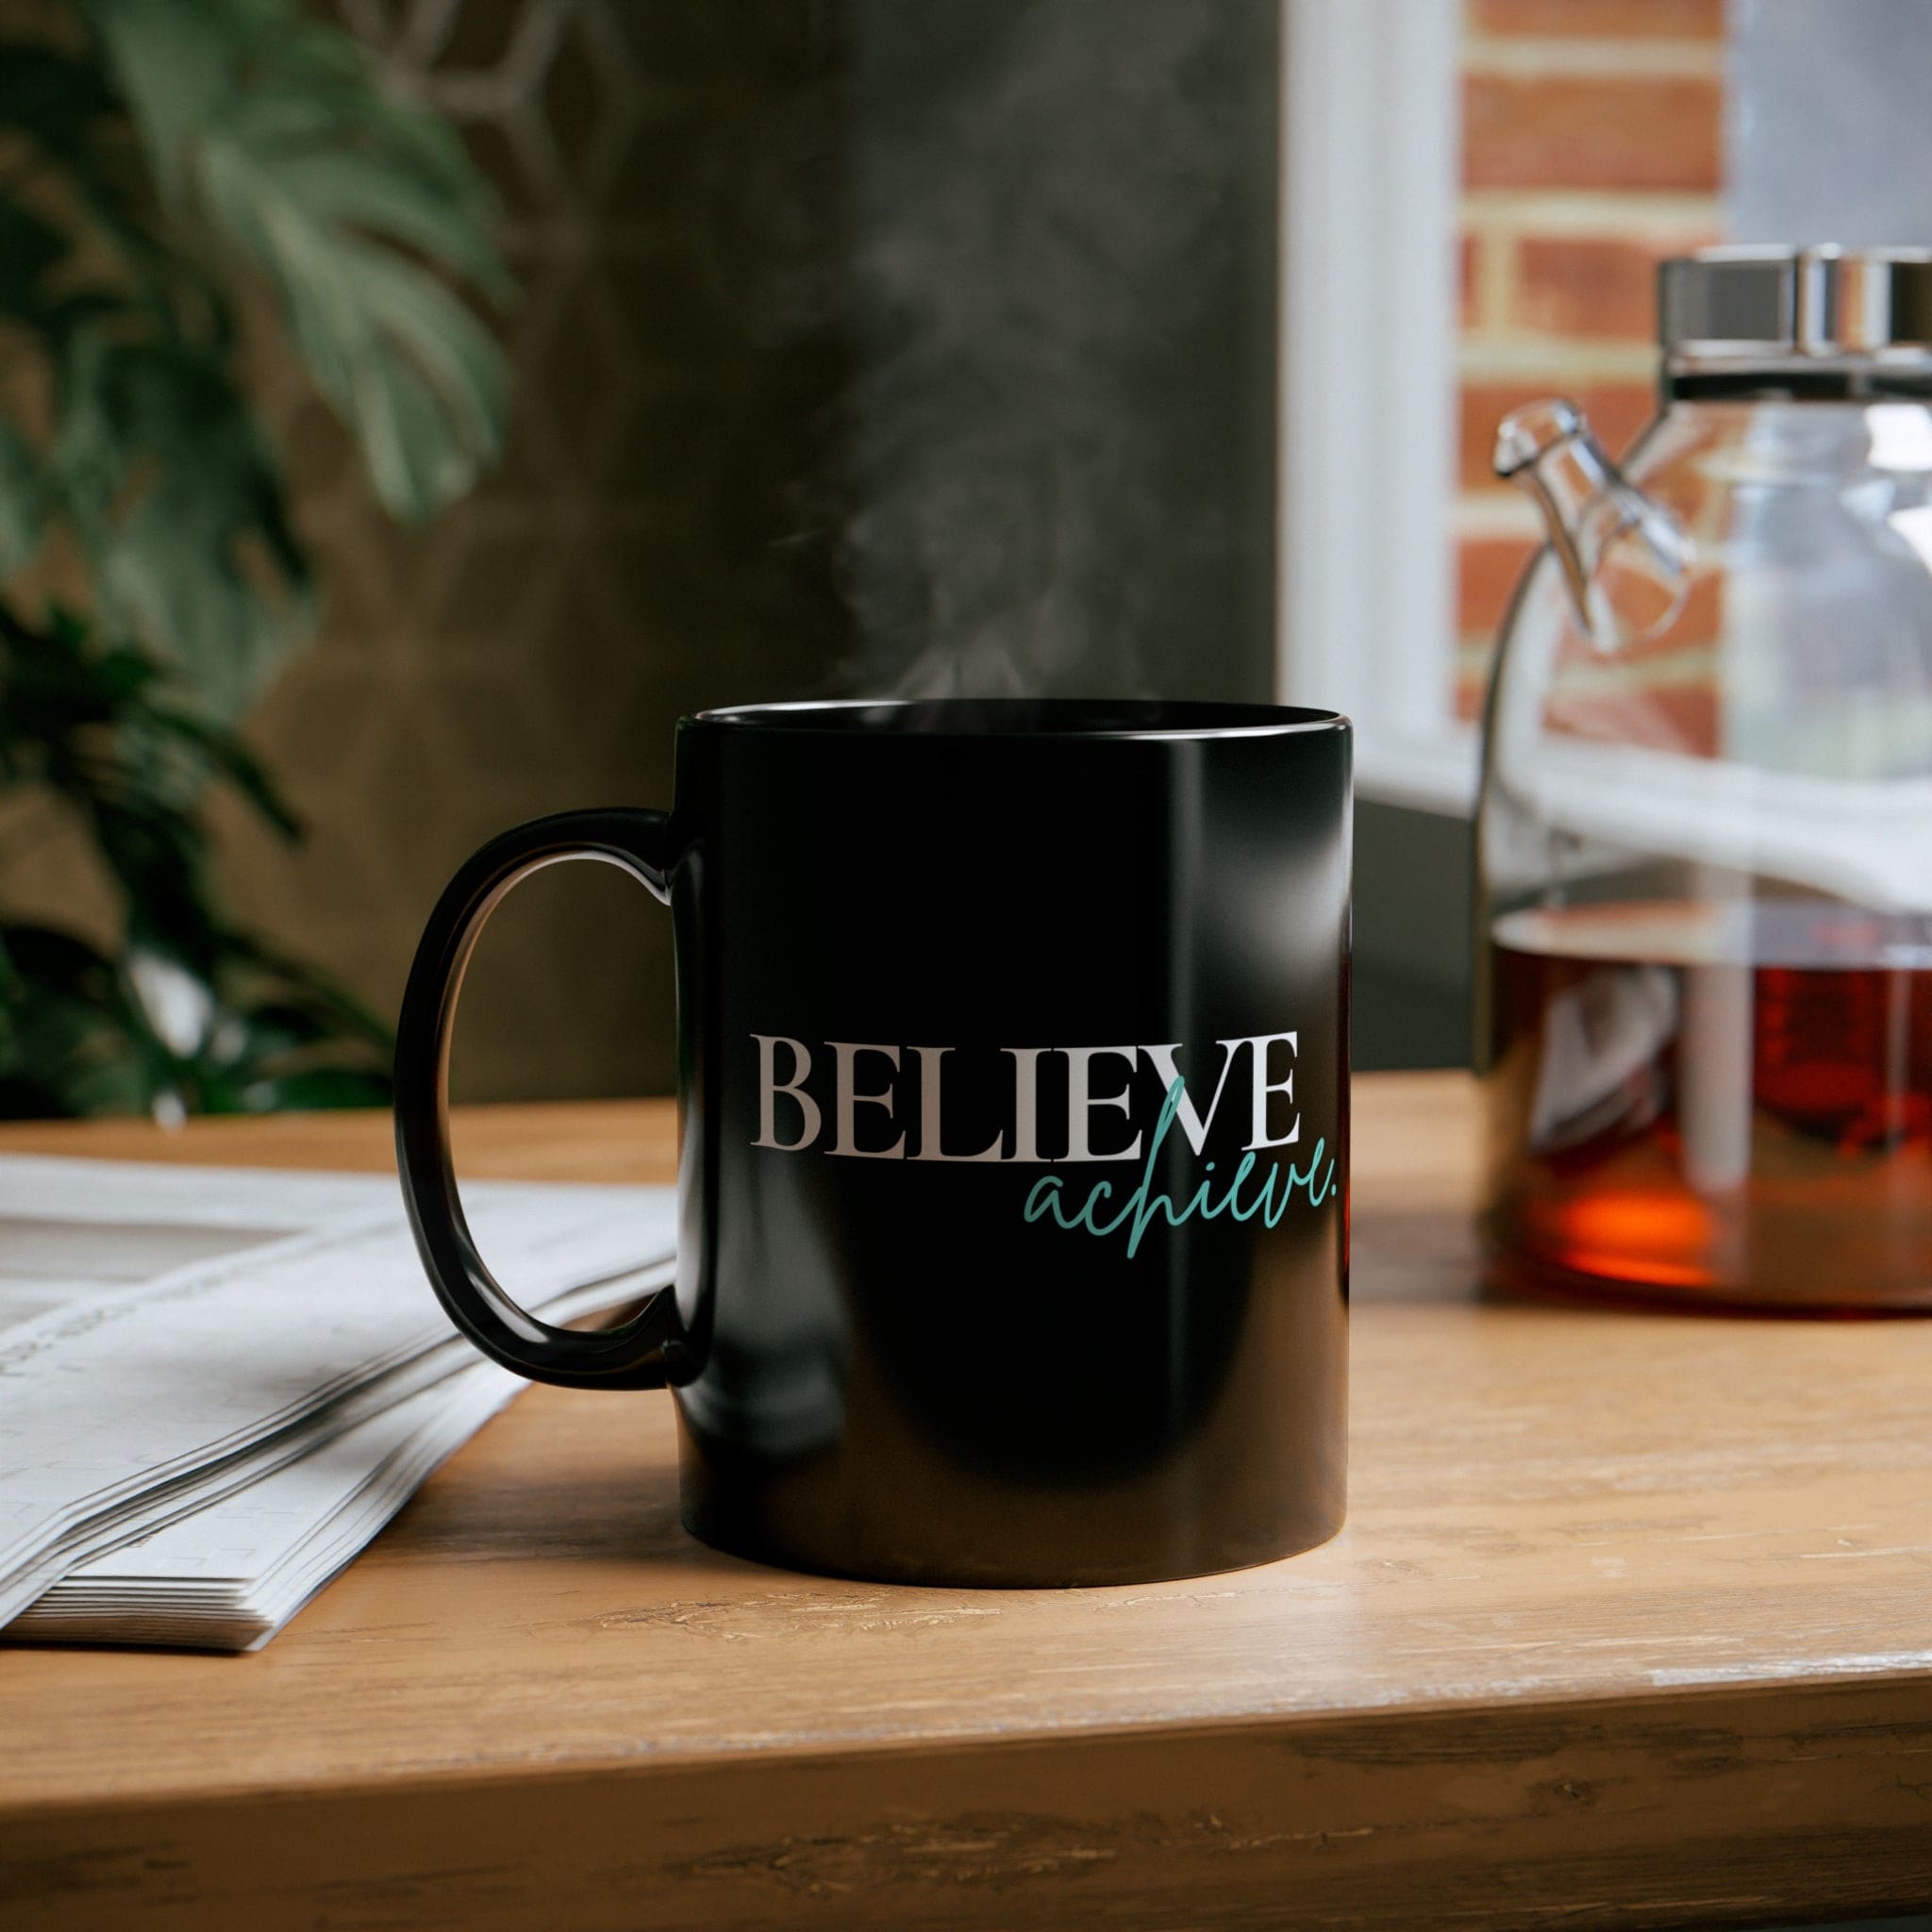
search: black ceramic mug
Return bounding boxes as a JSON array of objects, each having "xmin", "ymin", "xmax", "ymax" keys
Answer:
[{"xmin": 395, "ymin": 699, "xmax": 1350, "ymax": 1586}]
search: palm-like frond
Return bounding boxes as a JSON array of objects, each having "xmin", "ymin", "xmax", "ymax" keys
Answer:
[
  {"xmin": 0, "ymin": 0, "xmax": 508, "ymax": 1115},
  {"xmin": 0, "ymin": 0, "xmax": 509, "ymax": 708},
  {"xmin": 88, "ymin": 0, "xmax": 510, "ymax": 524}
]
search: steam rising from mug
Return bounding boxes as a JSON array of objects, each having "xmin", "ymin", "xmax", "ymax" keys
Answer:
[{"xmin": 822, "ymin": 1, "xmax": 1279, "ymax": 700}]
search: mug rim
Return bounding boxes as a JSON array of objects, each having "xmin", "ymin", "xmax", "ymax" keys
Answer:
[{"xmin": 688, "ymin": 698, "xmax": 1350, "ymax": 741}]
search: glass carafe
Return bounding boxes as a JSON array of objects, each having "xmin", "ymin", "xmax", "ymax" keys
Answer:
[{"xmin": 1477, "ymin": 246, "xmax": 1932, "ymax": 1311}]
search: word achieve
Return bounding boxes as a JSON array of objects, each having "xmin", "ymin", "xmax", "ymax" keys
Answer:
[
  {"xmin": 1024, "ymin": 1079, "xmax": 1336, "ymax": 1257},
  {"xmin": 750, "ymin": 1033, "xmax": 1305, "ymax": 1163}
]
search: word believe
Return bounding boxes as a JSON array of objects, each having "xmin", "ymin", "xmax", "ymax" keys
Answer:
[{"xmin": 751, "ymin": 1032, "xmax": 1303, "ymax": 1163}]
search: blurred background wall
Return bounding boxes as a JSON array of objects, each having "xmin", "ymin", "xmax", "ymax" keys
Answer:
[{"xmin": 208, "ymin": 0, "xmax": 1279, "ymax": 1104}]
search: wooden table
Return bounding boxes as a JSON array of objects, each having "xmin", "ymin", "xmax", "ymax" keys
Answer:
[{"xmin": 3, "ymin": 1074, "xmax": 1929, "ymax": 1931}]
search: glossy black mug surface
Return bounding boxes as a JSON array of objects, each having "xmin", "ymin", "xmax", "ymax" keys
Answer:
[{"xmin": 395, "ymin": 699, "xmax": 1351, "ymax": 1586}]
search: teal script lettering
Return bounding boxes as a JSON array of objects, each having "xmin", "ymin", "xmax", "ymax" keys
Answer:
[{"xmin": 1024, "ymin": 1080, "xmax": 1335, "ymax": 1255}]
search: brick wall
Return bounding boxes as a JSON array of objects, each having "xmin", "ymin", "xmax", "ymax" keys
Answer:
[{"xmin": 1455, "ymin": 0, "xmax": 1725, "ymax": 718}]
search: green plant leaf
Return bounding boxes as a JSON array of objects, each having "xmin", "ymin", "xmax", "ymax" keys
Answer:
[
  {"xmin": 221, "ymin": 929, "xmax": 392, "ymax": 1044},
  {"xmin": 0, "ymin": 44, "xmax": 121, "ymax": 170},
  {"xmin": 194, "ymin": 151, "xmax": 508, "ymax": 521},
  {"xmin": 249, "ymin": 146, "xmax": 509, "ymax": 301},
  {"xmin": 68, "ymin": 0, "xmax": 234, "ymax": 203},
  {"xmin": 234, "ymin": 1066, "xmax": 391, "ymax": 1113},
  {"xmin": 46, "ymin": 328, "xmax": 313, "ymax": 711},
  {"xmin": 85, "ymin": 0, "xmax": 511, "ymax": 525},
  {"xmin": 0, "ymin": 0, "xmax": 491, "ymax": 1119},
  {"xmin": 0, "ymin": 420, "xmax": 42, "ymax": 572},
  {"xmin": 147, "ymin": 703, "xmax": 301, "ymax": 838},
  {"xmin": 0, "ymin": 921, "xmax": 155, "ymax": 1117},
  {"xmin": 0, "ymin": 195, "xmax": 70, "ymax": 325}
]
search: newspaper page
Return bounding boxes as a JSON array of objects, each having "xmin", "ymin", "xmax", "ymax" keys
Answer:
[
  {"xmin": 0, "ymin": 1156, "xmax": 676, "ymax": 1638},
  {"xmin": 12, "ymin": 1256, "xmax": 673, "ymax": 1649}
]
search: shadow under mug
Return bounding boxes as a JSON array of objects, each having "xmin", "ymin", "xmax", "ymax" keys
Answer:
[{"xmin": 394, "ymin": 698, "xmax": 1351, "ymax": 1587}]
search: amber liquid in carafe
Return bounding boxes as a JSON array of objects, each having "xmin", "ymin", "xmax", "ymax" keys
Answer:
[{"xmin": 1482, "ymin": 901, "xmax": 1932, "ymax": 1309}]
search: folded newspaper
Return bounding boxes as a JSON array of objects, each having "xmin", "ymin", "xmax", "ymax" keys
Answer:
[{"xmin": 0, "ymin": 1154, "xmax": 675, "ymax": 1652}]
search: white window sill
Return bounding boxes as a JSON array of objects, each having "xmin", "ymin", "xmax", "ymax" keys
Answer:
[{"xmin": 1354, "ymin": 724, "xmax": 1480, "ymax": 818}]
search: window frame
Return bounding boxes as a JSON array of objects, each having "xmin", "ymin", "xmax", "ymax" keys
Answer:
[{"xmin": 1275, "ymin": 0, "xmax": 1476, "ymax": 816}]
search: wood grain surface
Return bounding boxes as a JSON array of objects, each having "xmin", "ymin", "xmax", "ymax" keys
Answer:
[{"xmin": 3, "ymin": 1074, "xmax": 1929, "ymax": 1930}]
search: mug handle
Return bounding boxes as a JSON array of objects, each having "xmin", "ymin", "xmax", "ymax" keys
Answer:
[{"xmin": 394, "ymin": 808, "xmax": 682, "ymax": 1390}]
